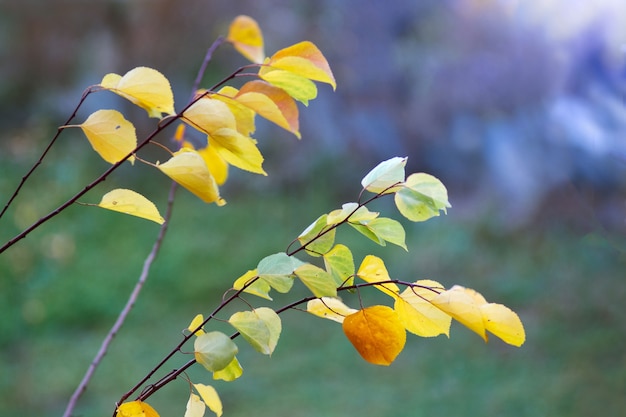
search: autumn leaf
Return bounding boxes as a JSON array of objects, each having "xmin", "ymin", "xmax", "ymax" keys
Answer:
[
  {"xmin": 481, "ymin": 303, "xmax": 525, "ymax": 347},
  {"xmin": 298, "ymin": 214, "xmax": 335, "ymax": 256},
  {"xmin": 227, "ymin": 15, "xmax": 265, "ymax": 63},
  {"xmin": 307, "ymin": 297, "xmax": 357, "ymax": 323},
  {"xmin": 261, "ymin": 41, "xmax": 336, "ymax": 90},
  {"xmin": 430, "ymin": 285, "xmax": 487, "ymax": 341},
  {"xmin": 194, "ymin": 383, "xmax": 223, "ymax": 417},
  {"xmin": 184, "ymin": 393, "xmax": 205, "ymax": 417},
  {"xmin": 212, "ymin": 357, "xmax": 243, "ymax": 382},
  {"xmin": 233, "ymin": 269, "xmax": 272, "ymax": 300},
  {"xmin": 157, "ymin": 149, "xmax": 225, "ymax": 205},
  {"xmin": 259, "ymin": 69, "xmax": 317, "ymax": 105},
  {"xmin": 208, "ymin": 128, "xmax": 266, "ymax": 175},
  {"xmin": 100, "ymin": 67, "xmax": 175, "ymax": 118},
  {"xmin": 395, "ymin": 280, "xmax": 451, "ymax": 337},
  {"xmin": 197, "ymin": 144, "xmax": 229, "ymax": 186},
  {"xmin": 235, "ymin": 80, "xmax": 300, "ymax": 138},
  {"xmin": 229, "ymin": 307, "xmax": 281, "ymax": 355},
  {"xmin": 356, "ymin": 255, "xmax": 400, "ymax": 297},
  {"xmin": 187, "ymin": 314, "xmax": 206, "ymax": 336},
  {"xmin": 194, "ymin": 331, "xmax": 239, "ymax": 372},
  {"xmin": 97, "ymin": 189, "xmax": 164, "ymax": 224},
  {"xmin": 116, "ymin": 400, "xmax": 160, "ymax": 417},
  {"xmin": 183, "ymin": 98, "xmax": 237, "ymax": 136},
  {"xmin": 66, "ymin": 109, "xmax": 137, "ymax": 164},
  {"xmin": 342, "ymin": 305, "xmax": 406, "ymax": 366},
  {"xmin": 210, "ymin": 86, "xmax": 256, "ymax": 136}
]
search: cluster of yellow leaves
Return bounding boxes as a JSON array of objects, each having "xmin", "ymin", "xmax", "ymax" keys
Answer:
[
  {"xmin": 307, "ymin": 255, "xmax": 525, "ymax": 366},
  {"xmin": 62, "ymin": 15, "xmax": 334, "ymax": 224}
]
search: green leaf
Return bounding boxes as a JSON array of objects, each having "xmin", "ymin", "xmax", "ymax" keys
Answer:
[
  {"xmin": 323, "ymin": 244, "xmax": 355, "ymax": 287},
  {"xmin": 294, "ymin": 263, "xmax": 337, "ymax": 297},
  {"xmin": 228, "ymin": 307, "xmax": 281, "ymax": 355},
  {"xmin": 256, "ymin": 253, "xmax": 304, "ymax": 293},
  {"xmin": 194, "ymin": 331, "xmax": 238, "ymax": 372},
  {"xmin": 360, "ymin": 157, "xmax": 406, "ymax": 194},
  {"xmin": 349, "ymin": 222, "xmax": 385, "ymax": 246},
  {"xmin": 394, "ymin": 173, "xmax": 451, "ymax": 222},
  {"xmin": 366, "ymin": 217, "xmax": 407, "ymax": 251},
  {"xmin": 298, "ymin": 214, "xmax": 335, "ymax": 256}
]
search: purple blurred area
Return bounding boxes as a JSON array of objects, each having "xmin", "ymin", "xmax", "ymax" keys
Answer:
[{"xmin": 1, "ymin": 0, "xmax": 625, "ymax": 229}]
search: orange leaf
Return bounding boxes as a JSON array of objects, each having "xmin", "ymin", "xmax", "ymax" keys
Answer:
[
  {"xmin": 235, "ymin": 80, "xmax": 300, "ymax": 138},
  {"xmin": 227, "ymin": 15, "xmax": 265, "ymax": 64},
  {"xmin": 342, "ymin": 305, "xmax": 406, "ymax": 366}
]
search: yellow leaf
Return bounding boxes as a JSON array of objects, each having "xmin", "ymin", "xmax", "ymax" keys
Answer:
[
  {"xmin": 157, "ymin": 149, "xmax": 225, "ymax": 205},
  {"xmin": 197, "ymin": 144, "xmax": 229, "ymax": 186},
  {"xmin": 184, "ymin": 393, "xmax": 205, "ymax": 417},
  {"xmin": 183, "ymin": 98, "xmax": 237, "ymax": 136},
  {"xmin": 235, "ymin": 80, "xmax": 300, "ymax": 138},
  {"xmin": 342, "ymin": 305, "xmax": 406, "ymax": 366},
  {"xmin": 262, "ymin": 41, "xmax": 336, "ymax": 90},
  {"xmin": 71, "ymin": 109, "xmax": 137, "ymax": 164},
  {"xmin": 356, "ymin": 255, "xmax": 400, "ymax": 297},
  {"xmin": 226, "ymin": 15, "xmax": 265, "ymax": 64},
  {"xmin": 481, "ymin": 303, "xmax": 526, "ymax": 347},
  {"xmin": 430, "ymin": 285, "xmax": 487, "ymax": 341},
  {"xmin": 212, "ymin": 356, "xmax": 243, "ymax": 382},
  {"xmin": 307, "ymin": 297, "xmax": 357, "ymax": 323},
  {"xmin": 116, "ymin": 400, "xmax": 160, "ymax": 417},
  {"xmin": 100, "ymin": 67, "xmax": 175, "ymax": 118},
  {"xmin": 194, "ymin": 383, "xmax": 223, "ymax": 417},
  {"xmin": 187, "ymin": 314, "xmax": 205, "ymax": 336},
  {"xmin": 211, "ymin": 87, "xmax": 256, "ymax": 136},
  {"xmin": 209, "ymin": 128, "xmax": 266, "ymax": 175},
  {"xmin": 233, "ymin": 269, "xmax": 272, "ymax": 300},
  {"xmin": 259, "ymin": 69, "xmax": 317, "ymax": 105},
  {"xmin": 395, "ymin": 280, "xmax": 451, "ymax": 337},
  {"xmin": 97, "ymin": 189, "xmax": 164, "ymax": 224}
]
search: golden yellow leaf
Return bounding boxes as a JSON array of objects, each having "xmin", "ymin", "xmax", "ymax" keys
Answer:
[
  {"xmin": 262, "ymin": 41, "xmax": 335, "ymax": 90},
  {"xmin": 430, "ymin": 285, "xmax": 487, "ymax": 341},
  {"xmin": 157, "ymin": 149, "xmax": 225, "ymax": 205},
  {"xmin": 356, "ymin": 255, "xmax": 399, "ymax": 297},
  {"xmin": 481, "ymin": 303, "xmax": 526, "ymax": 347},
  {"xmin": 70, "ymin": 109, "xmax": 137, "ymax": 164},
  {"xmin": 226, "ymin": 15, "xmax": 265, "ymax": 64},
  {"xmin": 259, "ymin": 69, "xmax": 317, "ymax": 105},
  {"xmin": 209, "ymin": 128, "xmax": 266, "ymax": 175},
  {"xmin": 183, "ymin": 98, "xmax": 237, "ymax": 136},
  {"xmin": 235, "ymin": 80, "xmax": 300, "ymax": 138},
  {"xmin": 342, "ymin": 305, "xmax": 406, "ymax": 366},
  {"xmin": 187, "ymin": 314, "xmax": 206, "ymax": 336},
  {"xmin": 212, "ymin": 87, "xmax": 256, "ymax": 136},
  {"xmin": 194, "ymin": 383, "xmax": 223, "ymax": 417},
  {"xmin": 97, "ymin": 189, "xmax": 164, "ymax": 224},
  {"xmin": 100, "ymin": 67, "xmax": 175, "ymax": 118},
  {"xmin": 197, "ymin": 144, "xmax": 229, "ymax": 186},
  {"xmin": 116, "ymin": 400, "xmax": 160, "ymax": 417},
  {"xmin": 184, "ymin": 393, "xmax": 205, "ymax": 417},
  {"xmin": 395, "ymin": 280, "xmax": 451, "ymax": 337},
  {"xmin": 307, "ymin": 297, "xmax": 357, "ymax": 323}
]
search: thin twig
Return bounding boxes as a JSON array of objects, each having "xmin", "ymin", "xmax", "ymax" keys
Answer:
[{"xmin": 62, "ymin": 181, "xmax": 178, "ymax": 417}]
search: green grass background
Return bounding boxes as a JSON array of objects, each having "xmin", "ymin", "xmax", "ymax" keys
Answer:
[{"xmin": 1, "ymin": 128, "xmax": 625, "ymax": 417}]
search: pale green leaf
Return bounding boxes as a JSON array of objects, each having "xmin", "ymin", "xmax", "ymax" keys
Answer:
[
  {"xmin": 194, "ymin": 331, "xmax": 238, "ymax": 372},
  {"xmin": 323, "ymin": 244, "xmax": 355, "ymax": 287},
  {"xmin": 294, "ymin": 263, "xmax": 337, "ymax": 298},
  {"xmin": 366, "ymin": 217, "xmax": 407, "ymax": 251},
  {"xmin": 327, "ymin": 203, "xmax": 379, "ymax": 226},
  {"xmin": 256, "ymin": 253, "xmax": 304, "ymax": 293},
  {"xmin": 394, "ymin": 173, "xmax": 451, "ymax": 222},
  {"xmin": 348, "ymin": 223, "xmax": 385, "ymax": 246},
  {"xmin": 298, "ymin": 214, "xmax": 335, "ymax": 256},
  {"xmin": 360, "ymin": 157, "xmax": 406, "ymax": 194},
  {"xmin": 229, "ymin": 307, "xmax": 281, "ymax": 355}
]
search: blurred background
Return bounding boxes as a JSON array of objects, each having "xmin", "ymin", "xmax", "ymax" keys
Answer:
[{"xmin": 1, "ymin": 0, "xmax": 625, "ymax": 416}]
